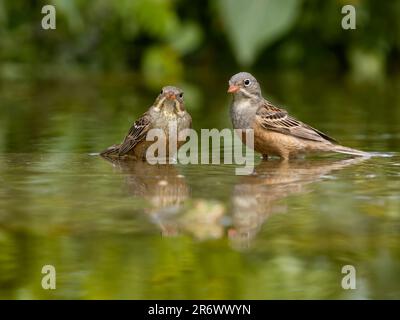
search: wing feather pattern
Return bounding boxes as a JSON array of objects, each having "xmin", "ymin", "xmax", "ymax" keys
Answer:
[{"xmin": 255, "ymin": 101, "xmax": 337, "ymax": 144}]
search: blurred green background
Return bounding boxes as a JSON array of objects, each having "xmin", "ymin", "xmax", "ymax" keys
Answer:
[
  {"xmin": 2, "ymin": 0, "xmax": 400, "ymax": 84},
  {"xmin": 1, "ymin": 0, "xmax": 400, "ymax": 300}
]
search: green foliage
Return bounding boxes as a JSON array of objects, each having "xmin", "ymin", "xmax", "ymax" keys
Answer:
[
  {"xmin": 142, "ymin": 46, "xmax": 183, "ymax": 89},
  {"xmin": 1, "ymin": 0, "xmax": 400, "ymax": 80},
  {"xmin": 0, "ymin": 0, "xmax": 203, "ymax": 83},
  {"xmin": 217, "ymin": 0, "xmax": 300, "ymax": 66}
]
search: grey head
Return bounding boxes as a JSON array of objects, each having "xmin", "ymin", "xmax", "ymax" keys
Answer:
[
  {"xmin": 153, "ymin": 85, "xmax": 186, "ymax": 114},
  {"xmin": 228, "ymin": 72, "xmax": 262, "ymax": 100},
  {"xmin": 228, "ymin": 72, "xmax": 263, "ymax": 129}
]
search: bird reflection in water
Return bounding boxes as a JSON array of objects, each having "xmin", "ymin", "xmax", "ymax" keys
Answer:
[
  {"xmin": 228, "ymin": 157, "xmax": 368, "ymax": 249},
  {"xmin": 101, "ymin": 156, "xmax": 225, "ymax": 239},
  {"xmin": 101, "ymin": 155, "xmax": 367, "ymax": 248}
]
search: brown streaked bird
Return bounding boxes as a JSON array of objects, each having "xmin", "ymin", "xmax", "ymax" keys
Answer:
[
  {"xmin": 228, "ymin": 72, "xmax": 369, "ymax": 160},
  {"xmin": 100, "ymin": 86, "xmax": 192, "ymax": 160}
]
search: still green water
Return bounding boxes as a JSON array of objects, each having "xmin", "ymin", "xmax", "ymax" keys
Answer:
[{"xmin": 0, "ymin": 74, "xmax": 399, "ymax": 299}]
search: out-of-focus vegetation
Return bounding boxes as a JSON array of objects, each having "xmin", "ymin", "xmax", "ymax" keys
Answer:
[
  {"xmin": 1, "ymin": 0, "xmax": 400, "ymax": 300},
  {"xmin": 1, "ymin": 0, "xmax": 400, "ymax": 87}
]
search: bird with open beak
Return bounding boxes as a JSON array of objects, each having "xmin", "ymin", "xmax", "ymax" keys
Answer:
[{"xmin": 100, "ymin": 86, "xmax": 192, "ymax": 160}]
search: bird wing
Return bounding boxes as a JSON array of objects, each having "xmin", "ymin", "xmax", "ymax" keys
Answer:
[
  {"xmin": 255, "ymin": 101, "xmax": 338, "ymax": 144},
  {"xmin": 118, "ymin": 112, "xmax": 152, "ymax": 155}
]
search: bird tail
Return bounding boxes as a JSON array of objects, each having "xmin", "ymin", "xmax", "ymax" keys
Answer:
[
  {"xmin": 100, "ymin": 144, "xmax": 120, "ymax": 157},
  {"xmin": 331, "ymin": 145, "xmax": 371, "ymax": 157}
]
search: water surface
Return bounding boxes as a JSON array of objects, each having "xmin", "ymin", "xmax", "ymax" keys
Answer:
[{"xmin": 0, "ymin": 75, "xmax": 399, "ymax": 299}]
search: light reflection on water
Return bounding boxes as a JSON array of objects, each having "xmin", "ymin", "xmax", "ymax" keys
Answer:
[{"xmin": 0, "ymin": 152, "xmax": 399, "ymax": 299}]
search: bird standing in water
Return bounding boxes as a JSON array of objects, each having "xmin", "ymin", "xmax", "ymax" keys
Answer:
[
  {"xmin": 100, "ymin": 86, "xmax": 192, "ymax": 161},
  {"xmin": 228, "ymin": 72, "xmax": 369, "ymax": 160}
]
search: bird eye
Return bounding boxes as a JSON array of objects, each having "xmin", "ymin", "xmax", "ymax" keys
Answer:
[
  {"xmin": 160, "ymin": 90, "xmax": 164, "ymax": 94},
  {"xmin": 244, "ymin": 79, "xmax": 251, "ymax": 86},
  {"xmin": 179, "ymin": 93, "xmax": 183, "ymax": 98}
]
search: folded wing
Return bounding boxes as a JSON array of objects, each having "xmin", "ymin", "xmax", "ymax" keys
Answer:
[
  {"xmin": 255, "ymin": 102, "xmax": 338, "ymax": 144},
  {"xmin": 117, "ymin": 113, "xmax": 152, "ymax": 156}
]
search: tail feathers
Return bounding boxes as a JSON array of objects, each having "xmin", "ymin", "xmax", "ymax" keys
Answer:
[
  {"xmin": 100, "ymin": 144, "xmax": 120, "ymax": 156},
  {"xmin": 332, "ymin": 145, "xmax": 371, "ymax": 157}
]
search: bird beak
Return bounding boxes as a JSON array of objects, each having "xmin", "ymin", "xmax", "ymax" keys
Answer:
[
  {"xmin": 227, "ymin": 85, "xmax": 240, "ymax": 93},
  {"xmin": 166, "ymin": 92, "xmax": 176, "ymax": 100}
]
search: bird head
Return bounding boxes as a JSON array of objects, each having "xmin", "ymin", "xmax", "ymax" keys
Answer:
[
  {"xmin": 154, "ymin": 86, "xmax": 185, "ymax": 115},
  {"xmin": 227, "ymin": 72, "xmax": 262, "ymax": 99}
]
